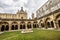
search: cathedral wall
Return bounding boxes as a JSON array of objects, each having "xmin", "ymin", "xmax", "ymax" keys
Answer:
[{"xmin": 36, "ymin": 0, "xmax": 60, "ymax": 18}]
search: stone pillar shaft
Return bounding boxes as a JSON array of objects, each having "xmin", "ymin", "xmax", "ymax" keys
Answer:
[
  {"xmin": 9, "ymin": 24, "xmax": 11, "ymax": 31},
  {"xmin": 31, "ymin": 23, "xmax": 33, "ymax": 29},
  {"xmin": 18, "ymin": 24, "xmax": 20, "ymax": 30},
  {"xmin": 25, "ymin": 23, "xmax": 27, "ymax": 30},
  {"xmin": 0, "ymin": 25, "xmax": 1, "ymax": 31},
  {"xmin": 53, "ymin": 20, "xmax": 57, "ymax": 29}
]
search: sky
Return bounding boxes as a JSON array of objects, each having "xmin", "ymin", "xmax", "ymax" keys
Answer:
[{"xmin": 0, "ymin": 0, "xmax": 48, "ymax": 19}]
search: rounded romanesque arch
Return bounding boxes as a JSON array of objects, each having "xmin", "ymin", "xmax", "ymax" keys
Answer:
[
  {"xmin": 33, "ymin": 21, "xmax": 39, "ymax": 28},
  {"xmin": 39, "ymin": 20, "xmax": 44, "ymax": 28},
  {"xmin": 55, "ymin": 14, "xmax": 60, "ymax": 28},
  {"xmin": 27, "ymin": 22, "xmax": 31, "ymax": 29},
  {"xmin": 45, "ymin": 18, "xmax": 51, "ymax": 28},
  {"xmin": 1, "ymin": 22, "xmax": 9, "ymax": 31},
  {"xmin": 11, "ymin": 22, "xmax": 18, "ymax": 30},
  {"xmin": 45, "ymin": 17, "xmax": 54, "ymax": 28},
  {"xmin": 20, "ymin": 21, "xmax": 26, "ymax": 29}
]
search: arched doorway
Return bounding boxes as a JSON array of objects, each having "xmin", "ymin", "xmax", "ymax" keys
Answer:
[
  {"xmin": 1, "ymin": 25, "xmax": 5, "ymax": 31},
  {"xmin": 39, "ymin": 20, "xmax": 44, "ymax": 28},
  {"xmin": 15, "ymin": 25, "xmax": 18, "ymax": 30},
  {"xmin": 55, "ymin": 14, "xmax": 60, "ymax": 28},
  {"xmin": 20, "ymin": 21, "xmax": 26, "ymax": 29},
  {"xmin": 11, "ymin": 25, "xmax": 14, "ymax": 30},
  {"xmin": 27, "ymin": 22, "xmax": 31, "ymax": 29},
  {"xmin": 45, "ymin": 18, "xmax": 54, "ymax": 28},
  {"xmin": 11, "ymin": 22, "xmax": 18, "ymax": 30},
  {"xmin": 33, "ymin": 21, "xmax": 39, "ymax": 28},
  {"xmin": 41, "ymin": 23, "xmax": 44, "ymax": 28},
  {"xmin": 1, "ymin": 22, "xmax": 9, "ymax": 31},
  {"xmin": 47, "ymin": 22, "xmax": 51, "ymax": 28}
]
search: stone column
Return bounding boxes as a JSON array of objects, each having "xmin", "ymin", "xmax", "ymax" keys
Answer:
[
  {"xmin": 18, "ymin": 22, "xmax": 20, "ymax": 31},
  {"xmin": 18, "ymin": 24, "xmax": 20, "ymax": 31},
  {"xmin": 40, "ymin": 23, "xmax": 42, "ymax": 28},
  {"xmin": 37, "ymin": 23, "xmax": 39, "ymax": 28},
  {"xmin": 9, "ymin": 23, "xmax": 11, "ymax": 31},
  {"xmin": 44, "ymin": 21, "xmax": 46, "ymax": 29},
  {"xmin": 38, "ymin": 23, "xmax": 40, "ymax": 28},
  {"xmin": 14, "ymin": 25, "xmax": 15, "ymax": 30},
  {"xmin": 56, "ymin": 21, "xmax": 59, "ymax": 29},
  {"xmin": 0, "ymin": 25, "xmax": 1, "ymax": 32},
  {"xmin": 49, "ymin": 22, "xmax": 52, "ymax": 28},
  {"xmin": 43, "ymin": 18, "xmax": 47, "ymax": 29},
  {"xmin": 5, "ymin": 25, "xmax": 6, "ymax": 31},
  {"xmin": 44, "ymin": 22, "xmax": 48, "ymax": 29},
  {"xmin": 31, "ymin": 23, "xmax": 33, "ymax": 29},
  {"xmin": 25, "ymin": 22, "xmax": 27, "ymax": 30},
  {"xmin": 53, "ymin": 20, "xmax": 58, "ymax": 29},
  {"xmin": 52, "ymin": 13, "xmax": 58, "ymax": 29}
]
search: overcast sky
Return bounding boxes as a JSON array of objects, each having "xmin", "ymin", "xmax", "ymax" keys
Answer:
[{"xmin": 0, "ymin": 0, "xmax": 48, "ymax": 19}]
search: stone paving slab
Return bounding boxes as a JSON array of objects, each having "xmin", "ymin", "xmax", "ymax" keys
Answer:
[{"xmin": 0, "ymin": 32, "xmax": 4, "ymax": 34}]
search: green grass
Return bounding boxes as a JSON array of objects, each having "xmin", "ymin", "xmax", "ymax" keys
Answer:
[{"xmin": 0, "ymin": 29, "xmax": 60, "ymax": 40}]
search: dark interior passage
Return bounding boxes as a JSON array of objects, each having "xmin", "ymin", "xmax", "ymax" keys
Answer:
[
  {"xmin": 47, "ymin": 22, "xmax": 51, "ymax": 28},
  {"xmin": 58, "ymin": 20, "xmax": 60, "ymax": 28},
  {"xmin": 1, "ymin": 25, "xmax": 5, "ymax": 31},
  {"xmin": 41, "ymin": 23, "xmax": 44, "ymax": 28},
  {"xmin": 5, "ymin": 25, "xmax": 9, "ymax": 31},
  {"xmin": 20, "ymin": 25, "xmax": 25, "ymax": 29},
  {"xmin": 15, "ymin": 25, "xmax": 18, "ymax": 30},
  {"xmin": 51, "ymin": 21, "xmax": 54, "ymax": 28},
  {"xmin": 27, "ymin": 25, "xmax": 31, "ymax": 29},
  {"xmin": 11, "ymin": 25, "xmax": 15, "ymax": 30}
]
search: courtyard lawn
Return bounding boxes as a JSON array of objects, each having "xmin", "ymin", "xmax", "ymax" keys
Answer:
[{"xmin": 0, "ymin": 29, "xmax": 60, "ymax": 40}]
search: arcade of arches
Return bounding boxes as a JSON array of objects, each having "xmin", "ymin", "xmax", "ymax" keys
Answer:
[
  {"xmin": 0, "ymin": 21, "xmax": 39, "ymax": 32},
  {"xmin": 39, "ymin": 13, "xmax": 60, "ymax": 29},
  {"xmin": 0, "ymin": 11, "xmax": 60, "ymax": 31},
  {"xmin": 0, "ymin": 13, "xmax": 60, "ymax": 32}
]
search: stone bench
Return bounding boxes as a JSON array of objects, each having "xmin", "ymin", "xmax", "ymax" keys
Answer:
[{"xmin": 21, "ymin": 29, "xmax": 33, "ymax": 33}]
